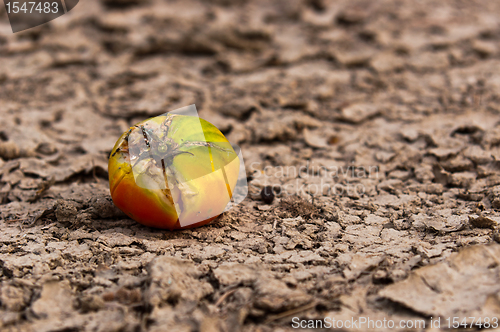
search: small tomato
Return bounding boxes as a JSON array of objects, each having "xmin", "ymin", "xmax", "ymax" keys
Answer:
[{"xmin": 108, "ymin": 113, "xmax": 240, "ymax": 229}]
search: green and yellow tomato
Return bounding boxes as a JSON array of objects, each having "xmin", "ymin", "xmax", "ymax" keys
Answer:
[{"xmin": 108, "ymin": 114, "xmax": 239, "ymax": 230}]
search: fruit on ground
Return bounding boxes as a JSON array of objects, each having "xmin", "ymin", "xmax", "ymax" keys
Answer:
[{"xmin": 108, "ymin": 113, "xmax": 240, "ymax": 229}]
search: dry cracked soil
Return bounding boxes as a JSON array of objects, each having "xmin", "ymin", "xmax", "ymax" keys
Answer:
[{"xmin": 1, "ymin": 0, "xmax": 500, "ymax": 331}]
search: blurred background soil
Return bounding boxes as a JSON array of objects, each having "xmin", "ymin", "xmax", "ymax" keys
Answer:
[{"xmin": 1, "ymin": 0, "xmax": 500, "ymax": 331}]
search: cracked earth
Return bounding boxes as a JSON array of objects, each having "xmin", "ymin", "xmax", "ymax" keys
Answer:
[{"xmin": 1, "ymin": 0, "xmax": 500, "ymax": 331}]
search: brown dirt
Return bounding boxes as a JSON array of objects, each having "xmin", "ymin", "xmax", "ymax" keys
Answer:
[{"xmin": 1, "ymin": 0, "xmax": 500, "ymax": 331}]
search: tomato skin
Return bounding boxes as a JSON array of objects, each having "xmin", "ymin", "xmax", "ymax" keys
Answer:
[
  {"xmin": 108, "ymin": 114, "xmax": 239, "ymax": 230},
  {"xmin": 110, "ymin": 169, "xmax": 178, "ymax": 229}
]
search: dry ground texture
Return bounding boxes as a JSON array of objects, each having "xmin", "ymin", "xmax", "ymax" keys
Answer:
[{"xmin": 1, "ymin": 0, "xmax": 500, "ymax": 331}]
